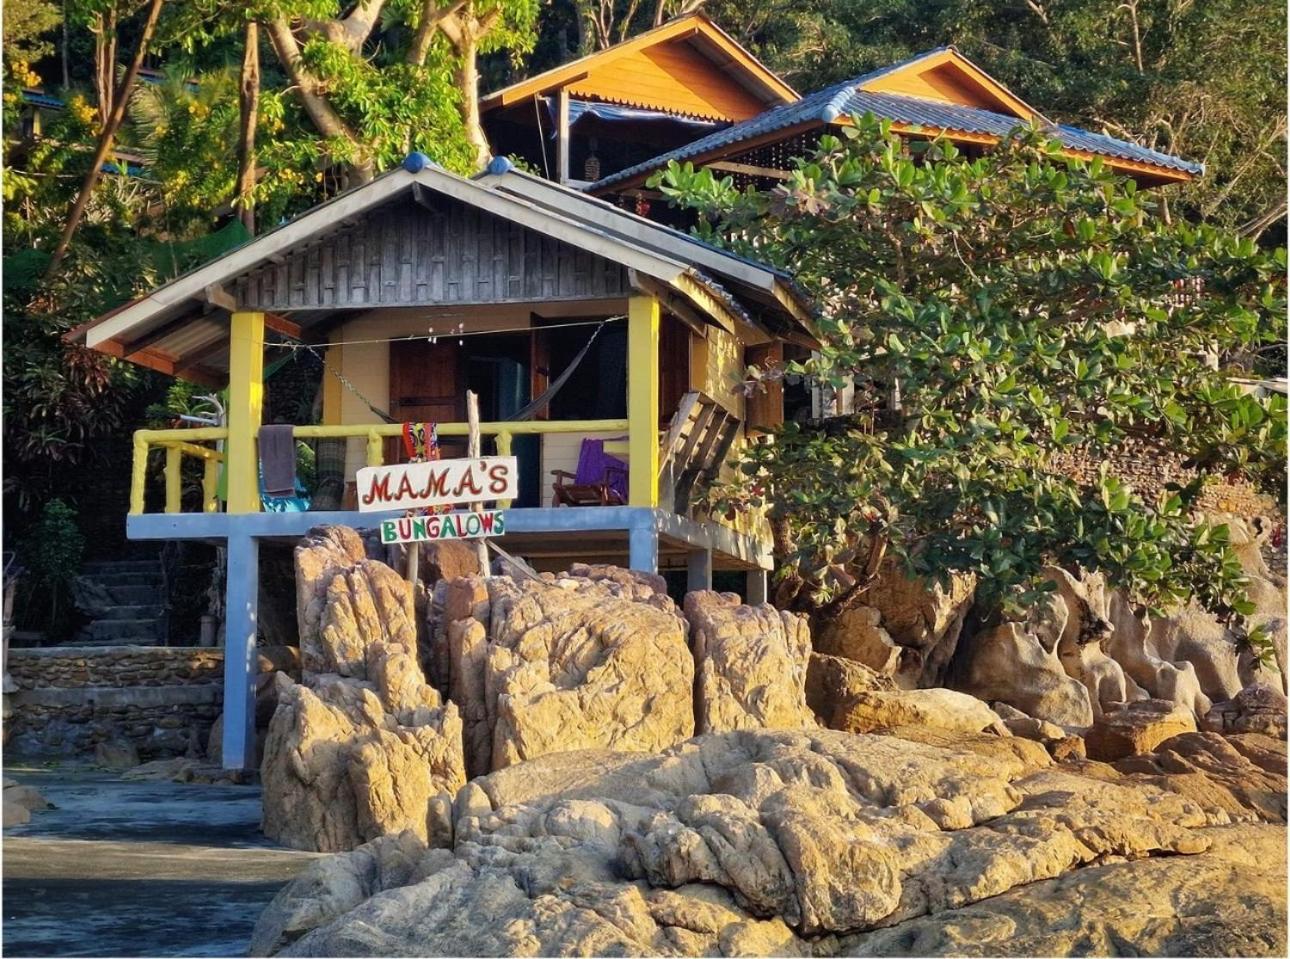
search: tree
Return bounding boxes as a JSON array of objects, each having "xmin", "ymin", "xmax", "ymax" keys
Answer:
[
  {"xmin": 657, "ymin": 117, "xmax": 1286, "ymax": 637},
  {"xmin": 700, "ymin": 0, "xmax": 1287, "ymax": 241}
]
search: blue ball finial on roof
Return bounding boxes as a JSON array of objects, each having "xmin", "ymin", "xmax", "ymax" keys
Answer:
[
  {"xmin": 403, "ymin": 151, "xmax": 432, "ymax": 173},
  {"xmin": 485, "ymin": 155, "xmax": 513, "ymax": 176}
]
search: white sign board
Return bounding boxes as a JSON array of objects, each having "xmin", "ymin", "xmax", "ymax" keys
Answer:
[
  {"xmin": 356, "ymin": 456, "xmax": 518, "ymax": 513},
  {"xmin": 379, "ymin": 510, "xmax": 506, "ymax": 545}
]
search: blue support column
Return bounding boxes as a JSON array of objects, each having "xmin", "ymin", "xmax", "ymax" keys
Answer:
[
  {"xmin": 746, "ymin": 568, "xmax": 768, "ymax": 606},
  {"xmin": 221, "ymin": 533, "xmax": 259, "ymax": 771},
  {"xmin": 628, "ymin": 518, "xmax": 658, "ymax": 574},
  {"xmin": 686, "ymin": 549, "xmax": 712, "ymax": 594}
]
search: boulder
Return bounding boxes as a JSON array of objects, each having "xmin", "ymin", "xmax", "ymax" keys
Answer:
[
  {"xmin": 308, "ymin": 560, "xmax": 417, "ymax": 681},
  {"xmin": 94, "ymin": 737, "xmax": 140, "ymax": 771},
  {"xmin": 1085, "ymin": 698, "xmax": 1198, "ymax": 761},
  {"xmin": 685, "ymin": 591, "xmax": 814, "ymax": 734},
  {"xmin": 841, "ymin": 824, "xmax": 1286, "ymax": 958},
  {"xmin": 1104, "ymin": 592, "xmax": 1215, "ymax": 720},
  {"xmin": 3, "ymin": 781, "xmax": 50, "ymax": 826},
  {"xmin": 486, "ymin": 573, "xmax": 695, "ymax": 769},
  {"xmin": 829, "ymin": 688, "xmax": 1004, "ymax": 737},
  {"xmin": 813, "ymin": 606, "xmax": 902, "ymax": 677},
  {"xmin": 258, "ymin": 727, "xmax": 1230, "ymax": 956},
  {"xmin": 957, "ymin": 622, "xmax": 1095, "ymax": 727},
  {"xmin": 1202, "ymin": 682, "xmax": 1288, "ymax": 738},
  {"xmin": 1114, "ymin": 731, "xmax": 1286, "ymax": 824},
  {"xmin": 805, "ymin": 653, "xmax": 892, "ymax": 723},
  {"xmin": 260, "ymin": 667, "xmax": 464, "ymax": 852},
  {"xmin": 294, "ymin": 526, "xmax": 368, "ymax": 670},
  {"xmin": 863, "ymin": 563, "xmax": 975, "ymax": 687}
]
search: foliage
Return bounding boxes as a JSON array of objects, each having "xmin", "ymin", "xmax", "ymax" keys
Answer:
[
  {"xmin": 656, "ymin": 117, "xmax": 1286, "ymax": 627},
  {"xmin": 2, "ymin": 0, "xmax": 62, "ymax": 66},
  {"xmin": 16, "ymin": 498, "xmax": 87, "ymax": 636},
  {"xmin": 700, "ymin": 0, "xmax": 1286, "ymax": 239}
]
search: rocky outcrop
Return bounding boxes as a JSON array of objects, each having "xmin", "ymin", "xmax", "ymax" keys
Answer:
[
  {"xmin": 2, "ymin": 779, "xmax": 50, "ymax": 827},
  {"xmin": 813, "ymin": 606, "xmax": 902, "ymax": 677},
  {"xmin": 1085, "ymin": 698, "xmax": 1198, "ymax": 761},
  {"xmin": 1114, "ymin": 731, "xmax": 1286, "ymax": 824},
  {"xmin": 829, "ymin": 688, "xmax": 1003, "ymax": 737},
  {"xmin": 1203, "ymin": 682, "xmax": 1288, "ymax": 738},
  {"xmin": 261, "ymin": 529, "xmax": 466, "ymax": 853},
  {"xmin": 486, "ymin": 575, "xmax": 694, "ymax": 769},
  {"xmin": 841, "ymin": 824, "xmax": 1286, "ymax": 957},
  {"xmin": 251, "ymin": 727, "xmax": 1265, "ymax": 956},
  {"xmin": 957, "ymin": 622, "xmax": 1095, "ymax": 726},
  {"xmin": 804, "ymin": 653, "xmax": 892, "ymax": 722},
  {"xmin": 685, "ymin": 591, "xmax": 814, "ymax": 733},
  {"xmin": 863, "ymin": 565, "xmax": 975, "ymax": 688}
]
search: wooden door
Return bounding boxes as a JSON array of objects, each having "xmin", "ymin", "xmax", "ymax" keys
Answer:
[{"xmin": 388, "ymin": 340, "xmax": 467, "ymax": 462}]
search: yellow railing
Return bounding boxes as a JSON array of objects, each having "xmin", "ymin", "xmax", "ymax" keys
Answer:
[{"xmin": 130, "ymin": 419, "xmax": 630, "ymax": 516}]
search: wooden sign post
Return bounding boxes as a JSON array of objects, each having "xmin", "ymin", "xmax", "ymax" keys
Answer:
[{"xmin": 465, "ymin": 391, "xmax": 492, "ymax": 575}]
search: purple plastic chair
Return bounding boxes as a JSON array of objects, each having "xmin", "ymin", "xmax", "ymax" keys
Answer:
[{"xmin": 551, "ymin": 437, "xmax": 628, "ymax": 506}]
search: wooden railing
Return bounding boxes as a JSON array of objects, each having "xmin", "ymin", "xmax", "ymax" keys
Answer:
[{"xmin": 129, "ymin": 419, "xmax": 631, "ymax": 516}]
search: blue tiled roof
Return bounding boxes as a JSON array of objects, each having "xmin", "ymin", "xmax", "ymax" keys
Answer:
[
  {"xmin": 21, "ymin": 89, "xmax": 64, "ymax": 110},
  {"xmin": 590, "ymin": 57, "xmax": 1201, "ymax": 189}
]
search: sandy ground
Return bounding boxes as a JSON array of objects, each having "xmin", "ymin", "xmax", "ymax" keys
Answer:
[{"xmin": 2, "ymin": 761, "xmax": 319, "ymax": 957}]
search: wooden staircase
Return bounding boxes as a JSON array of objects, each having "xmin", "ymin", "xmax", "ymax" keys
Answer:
[{"xmin": 659, "ymin": 391, "xmax": 741, "ymax": 514}]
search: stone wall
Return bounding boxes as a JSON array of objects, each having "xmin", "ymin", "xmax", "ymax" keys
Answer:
[
  {"xmin": 4, "ymin": 645, "xmax": 298, "ymax": 759},
  {"xmin": 1052, "ymin": 439, "xmax": 1281, "ymax": 520}
]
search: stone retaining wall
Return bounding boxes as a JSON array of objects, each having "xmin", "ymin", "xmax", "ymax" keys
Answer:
[{"xmin": 3, "ymin": 645, "xmax": 299, "ymax": 760}]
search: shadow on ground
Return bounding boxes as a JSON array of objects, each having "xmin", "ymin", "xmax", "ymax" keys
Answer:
[{"xmin": 3, "ymin": 761, "xmax": 319, "ymax": 957}]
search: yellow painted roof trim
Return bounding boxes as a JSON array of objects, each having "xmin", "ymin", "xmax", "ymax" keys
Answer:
[
  {"xmin": 481, "ymin": 13, "xmax": 800, "ymax": 112},
  {"xmin": 860, "ymin": 47, "xmax": 1049, "ymax": 125}
]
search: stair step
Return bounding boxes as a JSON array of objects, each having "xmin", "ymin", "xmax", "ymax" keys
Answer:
[
  {"xmin": 81, "ymin": 560, "xmax": 162, "ymax": 574},
  {"xmin": 96, "ymin": 604, "xmax": 167, "ymax": 622},
  {"xmin": 65, "ymin": 637, "xmax": 166, "ymax": 648},
  {"xmin": 99, "ymin": 585, "xmax": 165, "ymax": 605},
  {"xmin": 78, "ymin": 619, "xmax": 166, "ymax": 642},
  {"xmin": 84, "ymin": 571, "xmax": 164, "ymax": 588}
]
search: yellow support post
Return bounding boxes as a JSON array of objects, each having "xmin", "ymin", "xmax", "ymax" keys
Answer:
[
  {"xmin": 226, "ymin": 310, "xmax": 265, "ymax": 514},
  {"xmin": 164, "ymin": 446, "xmax": 183, "ymax": 514},
  {"xmin": 495, "ymin": 431, "xmax": 513, "ymax": 508},
  {"xmin": 130, "ymin": 434, "xmax": 149, "ymax": 515},
  {"xmin": 322, "ymin": 332, "xmax": 342, "ymax": 426},
  {"xmin": 366, "ymin": 432, "xmax": 383, "ymax": 467},
  {"xmin": 628, "ymin": 295, "xmax": 660, "ymax": 507},
  {"xmin": 202, "ymin": 458, "xmax": 220, "ymax": 512}
]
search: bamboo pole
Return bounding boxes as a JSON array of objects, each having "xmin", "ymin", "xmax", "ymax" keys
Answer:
[{"xmin": 466, "ymin": 391, "xmax": 490, "ymax": 575}]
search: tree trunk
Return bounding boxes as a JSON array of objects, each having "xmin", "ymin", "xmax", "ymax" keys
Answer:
[
  {"xmin": 455, "ymin": 27, "xmax": 490, "ymax": 168},
  {"xmin": 93, "ymin": 4, "xmax": 119, "ymax": 126},
  {"xmin": 46, "ymin": 0, "xmax": 167, "ymax": 277},
  {"xmin": 235, "ymin": 20, "xmax": 261, "ymax": 235}
]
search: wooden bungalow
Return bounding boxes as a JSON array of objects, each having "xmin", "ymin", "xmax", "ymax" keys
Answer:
[{"xmin": 70, "ymin": 154, "xmax": 814, "ymax": 769}]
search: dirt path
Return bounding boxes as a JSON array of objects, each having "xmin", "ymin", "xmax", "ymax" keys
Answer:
[{"xmin": 3, "ymin": 762, "xmax": 318, "ymax": 957}]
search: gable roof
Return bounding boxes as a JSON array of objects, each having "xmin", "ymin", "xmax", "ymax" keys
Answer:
[
  {"xmin": 480, "ymin": 13, "xmax": 798, "ymax": 122},
  {"xmin": 590, "ymin": 47, "xmax": 1201, "ymax": 192},
  {"xmin": 70, "ymin": 155, "xmax": 814, "ymax": 381}
]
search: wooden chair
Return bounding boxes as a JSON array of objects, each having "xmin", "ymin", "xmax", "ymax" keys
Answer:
[{"xmin": 552, "ymin": 438, "xmax": 628, "ymax": 506}]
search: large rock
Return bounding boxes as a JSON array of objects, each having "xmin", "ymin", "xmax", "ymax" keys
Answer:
[
  {"xmin": 864, "ymin": 564, "xmax": 975, "ymax": 688},
  {"xmin": 829, "ymin": 688, "xmax": 1003, "ymax": 737},
  {"xmin": 956, "ymin": 622, "xmax": 1095, "ymax": 727},
  {"xmin": 294, "ymin": 527, "xmax": 368, "ymax": 671},
  {"xmin": 260, "ymin": 663, "xmax": 465, "ymax": 852},
  {"xmin": 1114, "ymin": 731, "xmax": 1286, "ymax": 824},
  {"xmin": 1203, "ymin": 682, "xmax": 1288, "ymax": 738},
  {"xmin": 813, "ymin": 606, "xmax": 902, "ymax": 677},
  {"xmin": 685, "ymin": 591, "xmax": 814, "ymax": 734},
  {"xmin": 841, "ymin": 824, "xmax": 1286, "ymax": 958},
  {"xmin": 256, "ymin": 727, "xmax": 1240, "ymax": 956},
  {"xmin": 485, "ymin": 573, "xmax": 695, "ymax": 770},
  {"xmin": 1085, "ymin": 698, "xmax": 1198, "ymax": 761},
  {"xmin": 805, "ymin": 653, "xmax": 892, "ymax": 723},
  {"xmin": 3, "ymin": 781, "xmax": 50, "ymax": 827}
]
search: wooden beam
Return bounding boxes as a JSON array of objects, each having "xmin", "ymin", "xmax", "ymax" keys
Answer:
[
  {"xmin": 708, "ymin": 160, "xmax": 791, "ymax": 180},
  {"xmin": 225, "ymin": 310, "xmax": 265, "ymax": 514},
  {"xmin": 204, "ymin": 283, "xmax": 237, "ymax": 312},
  {"xmin": 264, "ymin": 312, "xmax": 303, "ymax": 340}
]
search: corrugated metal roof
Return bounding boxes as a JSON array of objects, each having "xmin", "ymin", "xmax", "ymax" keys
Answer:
[{"xmin": 590, "ymin": 58, "xmax": 1201, "ymax": 189}]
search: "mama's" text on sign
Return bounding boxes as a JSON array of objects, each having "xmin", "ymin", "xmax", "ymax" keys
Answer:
[{"xmin": 356, "ymin": 456, "xmax": 518, "ymax": 512}]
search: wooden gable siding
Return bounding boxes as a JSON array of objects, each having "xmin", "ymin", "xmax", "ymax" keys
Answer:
[
  {"xmin": 232, "ymin": 197, "xmax": 633, "ymax": 312},
  {"xmin": 567, "ymin": 44, "xmax": 769, "ymax": 120}
]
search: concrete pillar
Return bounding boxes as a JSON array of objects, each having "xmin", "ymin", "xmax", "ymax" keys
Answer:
[
  {"xmin": 628, "ymin": 521, "xmax": 658, "ymax": 574},
  {"xmin": 746, "ymin": 568, "xmax": 768, "ymax": 606},
  {"xmin": 686, "ymin": 549, "xmax": 712, "ymax": 593},
  {"xmin": 221, "ymin": 532, "xmax": 260, "ymax": 770}
]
